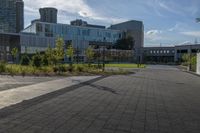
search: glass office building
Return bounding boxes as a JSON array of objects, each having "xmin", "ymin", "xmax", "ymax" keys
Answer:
[
  {"xmin": 21, "ymin": 22, "xmax": 122, "ymax": 56},
  {"xmin": 0, "ymin": 0, "xmax": 24, "ymax": 33}
]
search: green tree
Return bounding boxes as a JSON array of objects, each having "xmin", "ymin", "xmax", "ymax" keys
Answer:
[
  {"xmin": 11, "ymin": 47, "xmax": 18, "ymax": 63},
  {"xmin": 66, "ymin": 44, "xmax": 74, "ymax": 66},
  {"xmin": 181, "ymin": 54, "xmax": 190, "ymax": 66},
  {"xmin": 20, "ymin": 54, "xmax": 30, "ymax": 66},
  {"xmin": 55, "ymin": 37, "xmax": 65, "ymax": 62},
  {"xmin": 31, "ymin": 51, "xmax": 42, "ymax": 67},
  {"xmin": 85, "ymin": 47, "xmax": 94, "ymax": 67},
  {"xmin": 45, "ymin": 45, "xmax": 56, "ymax": 65}
]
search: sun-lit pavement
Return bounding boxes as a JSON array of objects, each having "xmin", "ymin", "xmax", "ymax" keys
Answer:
[
  {"xmin": 0, "ymin": 65, "xmax": 200, "ymax": 133},
  {"xmin": 0, "ymin": 75, "xmax": 60, "ymax": 92},
  {"xmin": 0, "ymin": 76, "xmax": 99, "ymax": 109}
]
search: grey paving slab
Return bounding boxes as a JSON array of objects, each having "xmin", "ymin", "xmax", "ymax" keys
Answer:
[
  {"xmin": 0, "ymin": 66, "xmax": 200, "ymax": 133},
  {"xmin": 0, "ymin": 76, "xmax": 99, "ymax": 109}
]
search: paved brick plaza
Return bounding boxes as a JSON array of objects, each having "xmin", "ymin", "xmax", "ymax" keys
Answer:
[{"xmin": 0, "ymin": 66, "xmax": 200, "ymax": 133}]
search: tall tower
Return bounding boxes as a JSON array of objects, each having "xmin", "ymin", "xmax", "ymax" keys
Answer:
[
  {"xmin": 0, "ymin": 0, "xmax": 24, "ymax": 33},
  {"xmin": 39, "ymin": 7, "xmax": 58, "ymax": 23}
]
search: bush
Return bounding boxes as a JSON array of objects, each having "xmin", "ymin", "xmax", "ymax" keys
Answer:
[
  {"xmin": 75, "ymin": 65, "xmax": 84, "ymax": 72},
  {"xmin": 31, "ymin": 53, "xmax": 42, "ymax": 67},
  {"xmin": 58, "ymin": 65, "xmax": 67, "ymax": 73},
  {"xmin": 0, "ymin": 61, "xmax": 6, "ymax": 73},
  {"xmin": 42, "ymin": 54, "xmax": 49, "ymax": 66},
  {"xmin": 20, "ymin": 54, "xmax": 30, "ymax": 66},
  {"xmin": 67, "ymin": 65, "xmax": 74, "ymax": 72}
]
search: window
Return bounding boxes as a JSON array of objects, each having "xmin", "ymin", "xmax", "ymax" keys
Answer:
[
  {"xmin": 36, "ymin": 23, "xmax": 43, "ymax": 32},
  {"xmin": 45, "ymin": 24, "xmax": 50, "ymax": 33}
]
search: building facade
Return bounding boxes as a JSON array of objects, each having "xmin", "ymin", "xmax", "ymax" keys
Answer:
[
  {"xmin": 0, "ymin": 33, "xmax": 20, "ymax": 61},
  {"xmin": 0, "ymin": 0, "xmax": 24, "ymax": 33},
  {"xmin": 70, "ymin": 19, "xmax": 106, "ymax": 29},
  {"xmin": 39, "ymin": 7, "xmax": 58, "ymax": 23},
  {"xmin": 109, "ymin": 20, "xmax": 144, "ymax": 63},
  {"xmin": 21, "ymin": 21, "xmax": 122, "ymax": 61},
  {"xmin": 142, "ymin": 44, "xmax": 200, "ymax": 63}
]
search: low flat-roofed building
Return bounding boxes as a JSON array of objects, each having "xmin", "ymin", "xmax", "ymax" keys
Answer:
[{"xmin": 0, "ymin": 32, "xmax": 20, "ymax": 61}]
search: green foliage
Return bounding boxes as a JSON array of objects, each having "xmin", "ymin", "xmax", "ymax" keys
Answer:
[
  {"xmin": 42, "ymin": 54, "xmax": 49, "ymax": 66},
  {"xmin": 31, "ymin": 51, "xmax": 42, "ymax": 67},
  {"xmin": 53, "ymin": 65, "xmax": 67, "ymax": 73},
  {"xmin": 45, "ymin": 45, "xmax": 57, "ymax": 65},
  {"xmin": 55, "ymin": 38, "xmax": 65, "ymax": 61},
  {"xmin": 114, "ymin": 36, "xmax": 134, "ymax": 50},
  {"xmin": 0, "ymin": 61, "xmax": 6, "ymax": 73},
  {"xmin": 181, "ymin": 54, "xmax": 190, "ymax": 65},
  {"xmin": 85, "ymin": 47, "xmax": 94, "ymax": 66},
  {"xmin": 75, "ymin": 65, "xmax": 85, "ymax": 72},
  {"xmin": 66, "ymin": 44, "xmax": 74, "ymax": 67},
  {"xmin": 11, "ymin": 47, "xmax": 18, "ymax": 63},
  {"xmin": 20, "ymin": 54, "xmax": 30, "ymax": 66},
  {"xmin": 191, "ymin": 56, "xmax": 197, "ymax": 72},
  {"xmin": 181, "ymin": 54, "xmax": 197, "ymax": 71}
]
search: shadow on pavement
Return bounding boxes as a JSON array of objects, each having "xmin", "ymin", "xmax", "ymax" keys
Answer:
[{"xmin": 0, "ymin": 76, "xmax": 108, "ymax": 119}]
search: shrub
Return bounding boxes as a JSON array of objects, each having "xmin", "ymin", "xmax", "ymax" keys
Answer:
[
  {"xmin": 20, "ymin": 54, "xmax": 30, "ymax": 66},
  {"xmin": 31, "ymin": 53, "xmax": 42, "ymax": 67},
  {"xmin": 58, "ymin": 65, "xmax": 67, "ymax": 73},
  {"xmin": 75, "ymin": 65, "xmax": 84, "ymax": 72},
  {"xmin": 67, "ymin": 65, "xmax": 74, "ymax": 72},
  {"xmin": 0, "ymin": 61, "xmax": 6, "ymax": 73},
  {"xmin": 42, "ymin": 54, "xmax": 49, "ymax": 66}
]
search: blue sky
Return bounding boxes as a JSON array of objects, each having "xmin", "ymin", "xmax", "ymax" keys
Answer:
[{"xmin": 24, "ymin": 0, "xmax": 200, "ymax": 46}]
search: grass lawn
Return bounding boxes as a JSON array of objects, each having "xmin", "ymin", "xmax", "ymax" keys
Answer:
[{"xmin": 105, "ymin": 63, "xmax": 146, "ymax": 68}]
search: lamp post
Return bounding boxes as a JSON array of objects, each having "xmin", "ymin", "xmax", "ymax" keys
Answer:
[
  {"xmin": 189, "ymin": 44, "xmax": 192, "ymax": 71},
  {"xmin": 102, "ymin": 37, "xmax": 106, "ymax": 71}
]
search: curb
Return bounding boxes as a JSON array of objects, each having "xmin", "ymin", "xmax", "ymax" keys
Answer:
[{"xmin": 182, "ymin": 70, "xmax": 200, "ymax": 77}]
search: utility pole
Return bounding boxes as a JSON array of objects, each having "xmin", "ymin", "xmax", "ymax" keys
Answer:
[{"xmin": 102, "ymin": 37, "xmax": 106, "ymax": 71}]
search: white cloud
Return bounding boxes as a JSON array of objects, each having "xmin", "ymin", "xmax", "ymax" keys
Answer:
[
  {"xmin": 181, "ymin": 31, "xmax": 200, "ymax": 37},
  {"xmin": 145, "ymin": 30, "xmax": 164, "ymax": 41},
  {"xmin": 176, "ymin": 41, "xmax": 192, "ymax": 46},
  {"xmin": 23, "ymin": 0, "xmax": 127, "ymax": 26}
]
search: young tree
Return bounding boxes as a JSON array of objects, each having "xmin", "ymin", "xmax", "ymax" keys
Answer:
[
  {"xmin": 55, "ymin": 37, "xmax": 65, "ymax": 62},
  {"xmin": 85, "ymin": 47, "xmax": 94, "ymax": 67},
  {"xmin": 66, "ymin": 44, "xmax": 74, "ymax": 66},
  {"xmin": 20, "ymin": 54, "xmax": 30, "ymax": 66},
  {"xmin": 45, "ymin": 45, "xmax": 56, "ymax": 65},
  {"xmin": 31, "ymin": 51, "xmax": 42, "ymax": 68},
  {"xmin": 11, "ymin": 47, "xmax": 18, "ymax": 63},
  {"xmin": 182, "ymin": 54, "xmax": 190, "ymax": 66}
]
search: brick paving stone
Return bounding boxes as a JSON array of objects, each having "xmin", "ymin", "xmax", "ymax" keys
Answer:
[{"xmin": 0, "ymin": 66, "xmax": 200, "ymax": 133}]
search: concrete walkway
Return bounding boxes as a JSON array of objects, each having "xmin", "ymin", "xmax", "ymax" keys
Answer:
[
  {"xmin": 0, "ymin": 66, "xmax": 200, "ymax": 133},
  {"xmin": 0, "ymin": 76, "xmax": 99, "ymax": 109}
]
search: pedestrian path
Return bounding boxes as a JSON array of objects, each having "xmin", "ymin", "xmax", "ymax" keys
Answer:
[{"xmin": 0, "ymin": 76, "xmax": 99, "ymax": 109}]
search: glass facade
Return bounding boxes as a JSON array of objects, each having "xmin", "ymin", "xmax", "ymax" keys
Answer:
[{"xmin": 0, "ymin": 0, "xmax": 24, "ymax": 33}]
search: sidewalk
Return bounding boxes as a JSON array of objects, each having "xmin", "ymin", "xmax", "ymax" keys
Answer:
[{"xmin": 0, "ymin": 76, "xmax": 99, "ymax": 109}]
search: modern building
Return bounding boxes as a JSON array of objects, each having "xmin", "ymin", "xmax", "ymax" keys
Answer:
[
  {"xmin": 21, "ymin": 21, "xmax": 122, "ymax": 61},
  {"xmin": 142, "ymin": 44, "xmax": 200, "ymax": 63},
  {"xmin": 39, "ymin": 7, "xmax": 58, "ymax": 23},
  {"xmin": 109, "ymin": 20, "xmax": 144, "ymax": 63},
  {"xmin": 0, "ymin": 32, "xmax": 20, "ymax": 61},
  {"xmin": 71, "ymin": 19, "xmax": 106, "ymax": 29},
  {"xmin": 142, "ymin": 47, "xmax": 175, "ymax": 63},
  {"xmin": 0, "ymin": 0, "xmax": 24, "ymax": 33}
]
